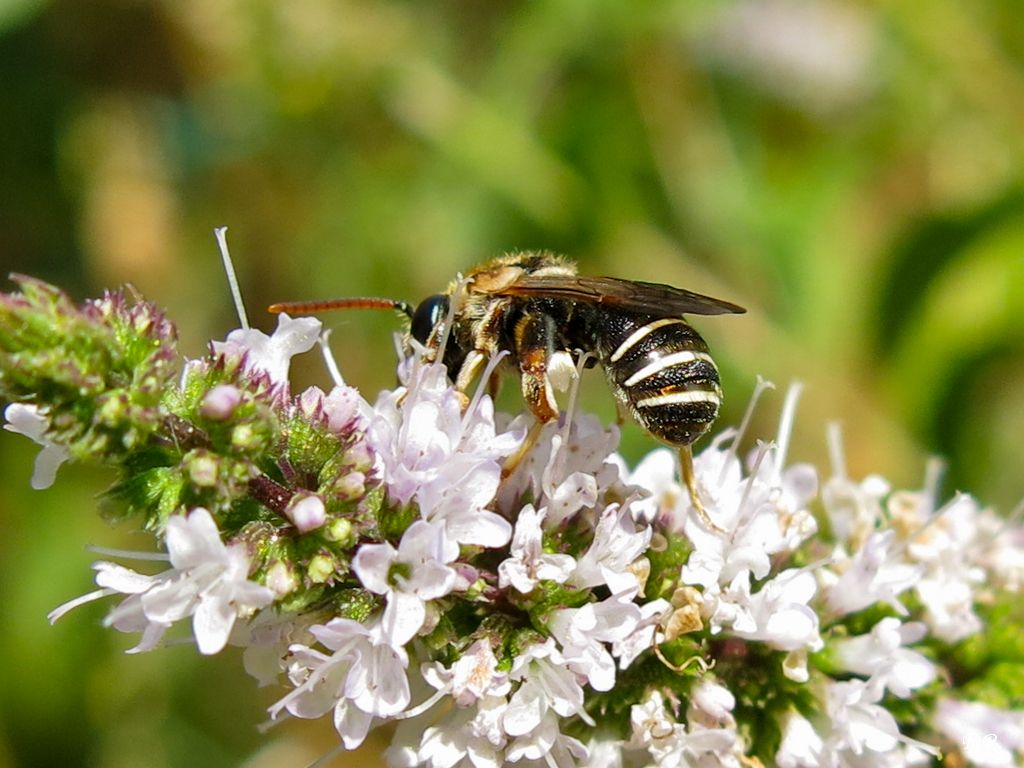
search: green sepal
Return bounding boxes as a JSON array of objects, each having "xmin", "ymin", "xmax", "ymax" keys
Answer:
[
  {"xmin": 101, "ymin": 466, "xmax": 186, "ymax": 527},
  {"xmin": 377, "ymin": 500, "xmax": 417, "ymax": 543}
]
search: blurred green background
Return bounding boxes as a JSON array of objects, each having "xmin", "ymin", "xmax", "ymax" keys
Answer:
[{"xmin": 1, "ymin": 0, "xmax": 1023, "ymax": 766}]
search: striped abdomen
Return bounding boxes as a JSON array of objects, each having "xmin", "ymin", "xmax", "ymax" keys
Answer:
[{"xmin": 597, "ymin": 313, "xmax": 722, "ymax": 447}]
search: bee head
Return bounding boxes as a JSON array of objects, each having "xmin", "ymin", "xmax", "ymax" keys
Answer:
[{"xmin": 410, "ymin": 294, "xmax": 449, "ymax": 345}]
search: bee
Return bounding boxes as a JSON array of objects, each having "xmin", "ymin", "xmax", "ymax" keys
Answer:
[{"xmin": 270, "ymin": 252, "xmax": 745, "ymax": 529}]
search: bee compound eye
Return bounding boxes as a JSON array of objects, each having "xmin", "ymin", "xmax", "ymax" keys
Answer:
[{"xmin": 410, "ymin": 295, "xmax": 449, "ymax": 344}]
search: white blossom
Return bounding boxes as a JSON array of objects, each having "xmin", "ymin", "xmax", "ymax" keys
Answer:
[
  {"xmin": 569, "ymin": 501, "xmax": 651, "ymax": 597},
  {"xmin": 212, "ymin": 312, "xmax": 321, "ymax": 385},
  {"xmin": 231, "ymin": 608, "xmax": 313, "ymax": 687},
  {"xmin": 824, "ymin": 530, "xmax": 923, "ymax": 618},
  {"xmin": 505, "ymin": 710, "xmax": 589, "ymax": 766},
  {"xmin": 503, "ymin": 640, "xmax": 592, "ymax": 738},
  {"xmin": 498, "ymin": 414, "xmax": 622, "ymax": 518},
  {"xmin": 367, "ymin": 356, "xmax": 520, "ymax": 547},
  {"xmin": 498, "ymin": 504, "xmax": 575, "ymax": 594},
  {"xmin": 933, "ymin": 699, "xmax": 1024, "ymax": 768},
  {"xmin": 629, "ymin": 689, "xmax": 739, "ymax": 767},
  {"xmin": 896, "ymin": 492, "xmax": 987, "ymax": 643},
  {"xmin": 270, "ymin": 617, "xmax": 410, "ymax": 748},
  {"xmin": 422, "ymin": 639, "xmax": 511, "ymax": 707},
  {"xmin": 548, "ymin": 596, "xmax": 641, "ymax": 692},
  {"xmin": 49, "ymin": 508, "xmax": 274, "ymax": 655},
  {"xmin": 777, "ymin": 711, "xmax": 825, "ymax": 768},
  {"xmin": 413, "ymin": 703, "xmax": 507, "ymax": 768},
  {"xmin": 4, "ymin": 403, "xmax": 71, "ymax": 490},
  {"xmin": 823, "ymin": 679, "xmax": 938, "ymax": 764},
  {"xmin": 707, "ymin": 567, "xmax": 822, "ymax": 652},
  {"xmin": 831, "ymin": 618, "xmax": 936, "ymax": 699},
  {"xmin": 353, "ymin": 519, "xmax": 459, "ymax": 645},
  {"xmin": 297, "ymin": 383, "xmax": 369, "ymax": 433},
  {"xmin": 613, "ymin": 597, "xmax": 672, "ymax": 670}
]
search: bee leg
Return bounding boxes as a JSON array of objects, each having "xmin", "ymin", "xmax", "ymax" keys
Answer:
[
  {"xmin": 614, "ymin": 399, "xmax": 629, "ymax": 426},
  {"xmin": 501, "ymin": 420, "xmax": 547, "ymax": 479},
  {"xmin": 679, "ymin": 445, "xmax": 725, "ymax": 533},
  {"xmin": 501, "ymin": 311, "xmax": 559, "ymax": 479},
  {"xmin": 455, "ymin": 350, "xmax": 486, "ymax": 393}
]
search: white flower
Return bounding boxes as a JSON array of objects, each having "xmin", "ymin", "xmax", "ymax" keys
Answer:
[
  {"xmin": 498, "ymin": 504, "xmax": 575, "ymax": 594},
  {"xmin": 898, "ymin": 493, "xmax": 986, "ymax": 643},
  {"xmin": 824, "ymin": 530, "xmax": 923, "ymax": 618},
  {"xmin": 678, "ymin": 447, "xmax": 818, "ymax": 592},
  {"xmin": 212, "ymin": 312, "xmax": 321, "ymax": 384},
  {"xmin": 297, "ymin": 384, "xmax": 369, "ymax": 433},
  {"xmin": 708, "ymin": 568, "xmax": 822, "ymax": 652},
  {"xmin": 689, "ymin": 679, "xmax": 736, "ymax": 726},
  {"xmin": 505, "ymin": 710, "xmax": 589, "ymax": 766},
  {"xmin": 933, "ymin": 699, "xmax": 1024, "ymax": 768},
  {"xmin": 548, "ymin": 596, "xmax": 641, "ymax": 691},
  {"xmin": 270, "ymin": 617, "xmax": 410, "ymax": 748},
  {"xmin": 569, "ymin": 501, "xmax": 651, "ymax": 597},
  {"xmin": 49, "ymin": 508, "xmax": 274, "ymax": 655},
  {"xmin": 413, "ymin": 703, "xmax": 507, "ymax": 768},
  {"xmin": 629, "ymin": 689, "xmax": 738, "ymax": 767},
  {"xmin": 147, "ymin": 508, "xmax": 275, "ymax": 653},
  {"xmin": 422, "ymin": 639, "xmax": 511, "ymax": 707},
  {"xmin": 367, "ymin": 357, "xmax": 519, "ymax": 547},
  {"xmin": 353, "ymin": 519, "xmax": 459, "ymax": 645},
  {"xmin": 831, "ymin": 618, "xmax": 936, "ymax": 699},
  {"xmin": 498, "ymin": 414, "xmax": 622, "ymax": 519},
  {"xmin": 980, "ymin": 521, "xmax": 1024, "ymax": 592},
  {"xmin": 613, "ymin": 597, "xmax": 672, "ymax": 670},
  {"xmin": 231, "ymin": 608, "xmax": 313, "ymax": 687},
  {"xmin": 824, "ymin": 679, "xmax": 938, "ymax": 763},
  {"xmin": 503, "ymin": 640, "xmax": 592, "ymax": 738},
  {"xmin": 4, "ymin": 403, "xmax": 71, "ymax": 489},
  {"xmin": 822, "ymin": 471, "xmax": 890, "ymax": 553},
  {"xmin": 776, "ymin": 711, "xmax": 824, "ymax": 768}
]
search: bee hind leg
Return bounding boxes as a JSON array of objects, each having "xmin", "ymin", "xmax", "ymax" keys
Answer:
[
  {"xmin": 501, "ymin": 419, "xmax": 548, "ymax": 479},
  {"xmin": 679, "ymin": 445, "xmax": 725, "ymax": 534}
]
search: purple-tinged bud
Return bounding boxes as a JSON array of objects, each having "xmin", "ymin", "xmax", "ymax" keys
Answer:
[
  {"xmin": 323, "ymin": 386, "xmax": 363, "ymax": 433},
  {"xmin": 201, "ymin": 384, "xmax": 243, "ymax": 420},
  {"xmin": 286, "ymin": 492, "xmax": 326, "ymax": 533},
  {"xmin": 346, "ymin": 443, "xmax": 374, "ymax": 474},
  {"xmin": 298, "ymin": 386, "xmax": 325, "ymax": 421},
  {"xmin": 333, "ymin": 471, "xmax": 366, "ymax": 501},
  {"xmin": 188, "ymin": 452, "xmax": 219, "ymax": 487},
  {"xmin": 265, "ymin": 560, "xmax": 298, "ymax": 597},
  {"xmin": 454, "ymin": 563, "xmax": 479, "ymax": 591}
]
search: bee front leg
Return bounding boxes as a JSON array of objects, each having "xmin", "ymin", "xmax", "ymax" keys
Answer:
[{"xmin": 501, "ymin": 311, "xmax": 559, "ymax": 478}]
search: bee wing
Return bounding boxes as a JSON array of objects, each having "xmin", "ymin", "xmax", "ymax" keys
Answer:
[{"xmin": 497, "ymin": 275, "xmax": 746, "ymax": 316}]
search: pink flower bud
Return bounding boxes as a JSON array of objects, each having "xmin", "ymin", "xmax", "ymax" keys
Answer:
[
  {"xmin": 286, "ymin": 493, "xmax": 326, "ymax": 533},
  {"xmin": 201, "ymin": 384, "xmax": 243, "ymax": 420}
]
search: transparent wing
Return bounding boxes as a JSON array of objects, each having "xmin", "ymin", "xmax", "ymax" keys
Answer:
[{"xmin": 496, "ymin": 275, "xmax": 745, "ymax": 316}]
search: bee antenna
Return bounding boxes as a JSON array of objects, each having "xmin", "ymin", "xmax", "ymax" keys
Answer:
[{"xmin": 267, "ymin": 297, "xmax": 413, "ymax": 318}]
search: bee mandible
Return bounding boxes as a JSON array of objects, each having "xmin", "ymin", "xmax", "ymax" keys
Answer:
[{"xmin": 270, "ymin": 252, "xmax": 745, "ymax": 530}]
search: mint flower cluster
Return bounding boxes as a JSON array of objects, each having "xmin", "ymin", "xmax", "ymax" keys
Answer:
[{"xmin": 2, "ymin": 275, "xmax": 1023, "ymax": 767}]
